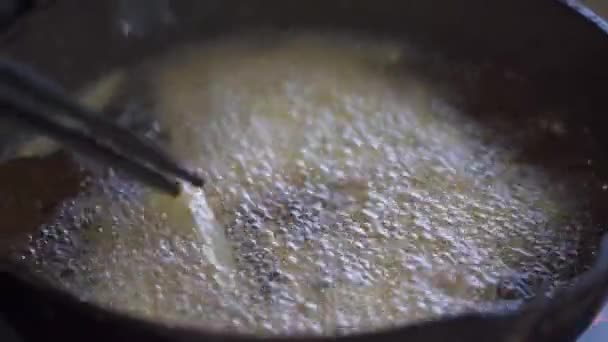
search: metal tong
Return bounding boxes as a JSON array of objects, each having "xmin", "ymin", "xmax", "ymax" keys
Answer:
[{"xmin": 0, "ymin": 58, "xmax": 204, "ymax": 196}]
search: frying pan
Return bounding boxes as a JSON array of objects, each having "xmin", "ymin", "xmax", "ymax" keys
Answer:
[{"xmin": 3, "ymin": 0, "xmax": 608, "ymax": 341}]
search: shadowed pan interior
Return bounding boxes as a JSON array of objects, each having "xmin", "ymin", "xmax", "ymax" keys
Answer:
[{"xmin": 2, "ymin": 0, "xmax": 608, "ymax": 338}]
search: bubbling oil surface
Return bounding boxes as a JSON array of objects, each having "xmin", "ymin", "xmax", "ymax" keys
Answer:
[{"xmin": 18, "ymin": 33, "xmax": 589, "ymax": 335}]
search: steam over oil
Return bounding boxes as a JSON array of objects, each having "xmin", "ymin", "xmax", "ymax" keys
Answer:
[{"xmin": 11, "ymin": 33, "xmax": 592, "ymax": 335}]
